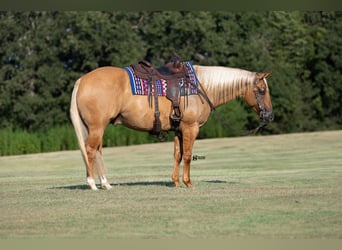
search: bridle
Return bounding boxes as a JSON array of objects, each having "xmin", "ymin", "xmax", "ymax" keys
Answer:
[
  {"xmin": 253, "ymin": 76, "xmax": 268, "ymax": 117},
  {"xmin": 252, "ymin": 75, "xmax": 271, "ymax": 133}
]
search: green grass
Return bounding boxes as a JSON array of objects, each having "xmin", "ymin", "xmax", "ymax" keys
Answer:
[{"xmin": 0, "ymin": 131, "xmax": 341, "ymax": 239}]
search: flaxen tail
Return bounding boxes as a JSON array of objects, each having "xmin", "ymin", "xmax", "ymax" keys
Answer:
[{"xmin": 70, "ymin": 79, "xmax": 89, "ymax": 169}]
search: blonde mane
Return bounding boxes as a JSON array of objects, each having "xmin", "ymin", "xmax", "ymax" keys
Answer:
[{"xmin": 194, "ymin": 65, "xmax": 256, "ymax": 105}]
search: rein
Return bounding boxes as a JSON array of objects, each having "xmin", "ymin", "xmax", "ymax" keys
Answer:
[
  {"xmin": 194, "ymin": 75, "xmax": 215, "ymax": 112},
  {"xmin": 212, "ymin": 110, "xmax": 265, "ymax": 136}
]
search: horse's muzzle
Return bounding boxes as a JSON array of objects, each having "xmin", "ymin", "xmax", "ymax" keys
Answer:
[{"xmin": 260, "ymin": 110, "xmax": 274, "ymax": 123}]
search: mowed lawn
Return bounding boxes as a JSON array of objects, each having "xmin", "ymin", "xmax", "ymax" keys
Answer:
[{"xmin": 0, "ymin": 131, "xmax": 341, "ymax": 239}]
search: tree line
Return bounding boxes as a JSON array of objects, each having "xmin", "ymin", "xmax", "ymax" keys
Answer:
[{"xmin": 0, "ymin": 11, "xmax": 341, "ymax": 155}]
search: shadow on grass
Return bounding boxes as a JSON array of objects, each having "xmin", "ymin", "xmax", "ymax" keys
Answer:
[
  {"xmin": 50, "ymin": 181, "xmax": 175, "ymax": 190},
  {"xmin": 114, "ymin": 181, "xmax": 175, "ymax": 187},
  {"xmin": 51, "ymin": 179, "xmax": 233, "ymax": 190},
  {"xmin": 203, "ymin": 180, "xmax": 228, "ymax": 184}
]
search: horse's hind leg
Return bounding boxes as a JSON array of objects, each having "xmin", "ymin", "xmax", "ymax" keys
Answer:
[
  {"xmin": 94, "ymin": 147, "xmax": 112, "ymax": 190},
  {"xmin": 85, "ymin": 127, "xmax": 106, "ymax": 190}
]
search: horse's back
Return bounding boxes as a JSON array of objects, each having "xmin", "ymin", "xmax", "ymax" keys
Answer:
[{"xmin": 79, "ymin": 66, "xmax": 129, "ymax": 90}]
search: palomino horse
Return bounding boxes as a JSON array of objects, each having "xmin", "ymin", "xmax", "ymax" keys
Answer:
[{"xmin": 70, "ymin": 64, "xmax": 273, "ymax": 190}]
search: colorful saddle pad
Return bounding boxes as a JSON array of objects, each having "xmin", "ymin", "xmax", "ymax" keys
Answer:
[{"xmin": 124, "ymin": 61, "xmax": 198, "ymax": 96}]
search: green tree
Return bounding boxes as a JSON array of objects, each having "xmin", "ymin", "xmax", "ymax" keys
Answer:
[
  {"xmin": 303, "ymin": 12, "xmax": 342, "ymax": 129},
  {"xmin": 0, "ymin": 11, "xmax": 146, "ymax": 131}
]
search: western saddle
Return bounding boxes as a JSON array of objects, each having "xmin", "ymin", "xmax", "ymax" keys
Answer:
[{"xmin": 131, "ymin": 54, "xmax": 191, "ymax": 135}]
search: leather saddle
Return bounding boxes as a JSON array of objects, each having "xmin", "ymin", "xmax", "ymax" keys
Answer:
[{"xmin": 131, "ymin": 55, "xmax": 189, "ymax": 134}]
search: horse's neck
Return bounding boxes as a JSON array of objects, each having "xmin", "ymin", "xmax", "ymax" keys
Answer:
[{"xmin": 194, "ymin": 65, "xmax": 255, "ymax": 107}]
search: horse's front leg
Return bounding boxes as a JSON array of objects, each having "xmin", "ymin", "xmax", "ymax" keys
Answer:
[
  {"xmin": 181, "ymin": 124, "xmax": 199, "ymax": 188},
  {"xmin": 172, "ymin": 131, "xmax": 182, "ymax": 188}
]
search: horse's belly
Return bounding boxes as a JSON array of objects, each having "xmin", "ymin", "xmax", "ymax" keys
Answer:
[{"xmin": 119, "ymin": 96, "xmax": 173, "ymax": 131}]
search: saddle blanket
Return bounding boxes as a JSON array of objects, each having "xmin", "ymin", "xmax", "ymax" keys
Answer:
[{"xmin": 124, "ymin": 61, "xmax": 198, "ymax": 96}]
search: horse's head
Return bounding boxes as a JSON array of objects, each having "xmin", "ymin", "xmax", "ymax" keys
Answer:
[{"xmin": 245, "ymin": 72, "xmax": 274, "ymax": 125}]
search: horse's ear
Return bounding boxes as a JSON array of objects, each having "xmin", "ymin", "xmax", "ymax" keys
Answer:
[
  {"xmin": 264, "ymin": 72, "xmax": 271, "ymax": 78},
  {"xmin": 257, "ymin": 72, "xmax": 271, "ymax": 79}
]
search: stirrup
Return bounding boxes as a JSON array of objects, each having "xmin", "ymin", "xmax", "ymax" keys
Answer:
[{"xmin": 170, "ymin": 107, "xmax": 182, "ymax": 121}]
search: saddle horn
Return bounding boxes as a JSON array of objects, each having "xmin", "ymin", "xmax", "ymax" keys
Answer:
[{"xmin": 170, "ymin": 53, "xmax": 182, "ymax": 68}]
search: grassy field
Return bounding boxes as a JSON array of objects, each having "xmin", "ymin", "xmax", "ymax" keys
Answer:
[{"xmin": 0, "ymin": 130, "xmax": 341, "ymax": 239}]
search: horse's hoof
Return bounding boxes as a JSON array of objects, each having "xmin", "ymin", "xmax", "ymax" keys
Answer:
[
  {"xmin": 87, "ymin": 177, "xmax": 98, "ymax": 190},
  {"xmin": 174, "ymin": 182, "xmax": 181, "ymax": 188},
  {"xmin": 89, "ymin": 185, "xmax": 98, "ymax": 191},
  {"xmin": 184, "ymin": 182, "xmax": 193, "ymax": 188},
  {"xmin": 102, "ymin": 183, "xmax": 113, "ymax": 190}
]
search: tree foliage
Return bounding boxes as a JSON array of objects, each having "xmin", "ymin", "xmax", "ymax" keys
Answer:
[{"xmin": 0, "ymin": 11, "xmax": 341, "ymax": 153}]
